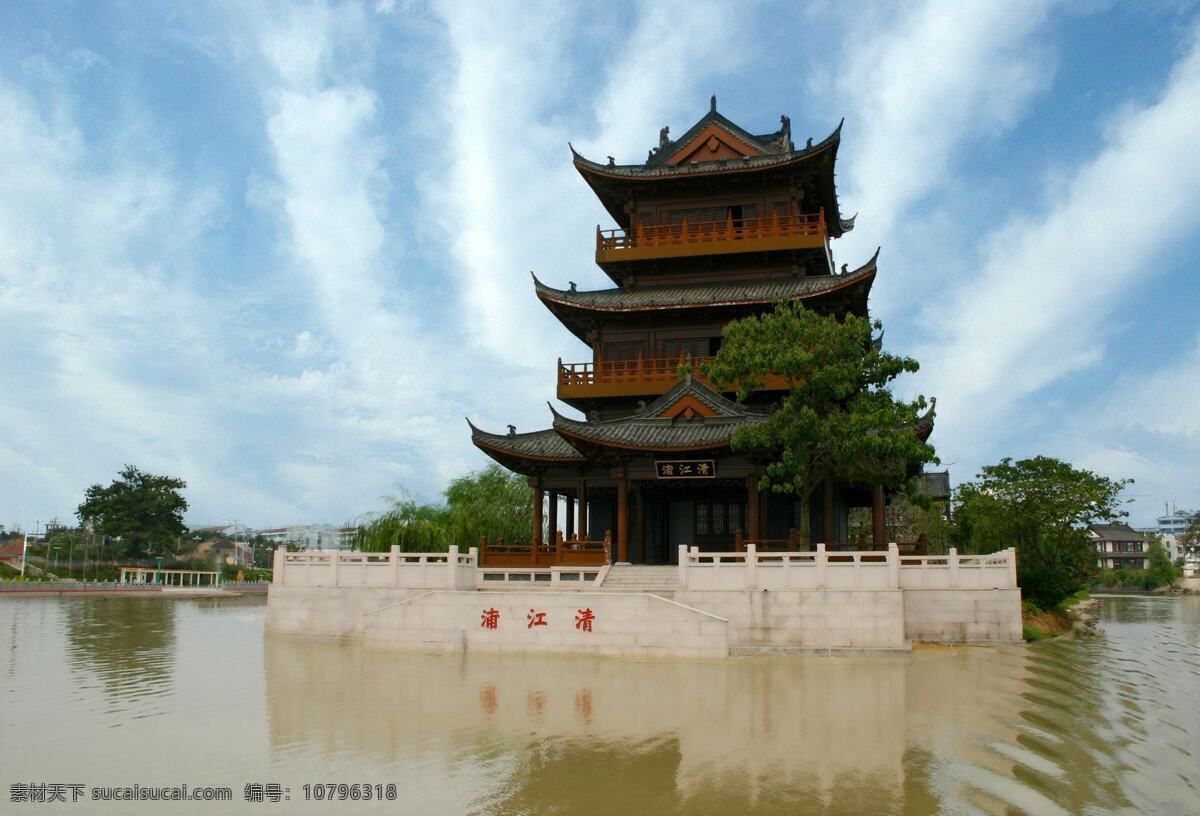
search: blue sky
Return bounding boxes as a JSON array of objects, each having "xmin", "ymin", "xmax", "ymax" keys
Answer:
[{"xmin": 1, "ymin": 0, "xmax": 1198, "ymax": 532}]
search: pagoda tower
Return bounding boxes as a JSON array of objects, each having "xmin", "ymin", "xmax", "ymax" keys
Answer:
[{"xmin": 470, "ymin": 99, "xmax": 930, "ymax": 567}]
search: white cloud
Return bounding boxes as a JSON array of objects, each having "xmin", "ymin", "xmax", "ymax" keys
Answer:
[
  {"xmin": 916, "ymin": 26, "xmax": 1200, "ymax": 467},
  {"xmin": 834, "ymin": 0, "xmax": 1052, "ymax": 279},
  {"xmin": 1062, "ymin": 335, "xmax": 1200, "ymax": 523},
  {"xmin": 0, "ymin": 79, "xmax": 297, "ymax": 529}
]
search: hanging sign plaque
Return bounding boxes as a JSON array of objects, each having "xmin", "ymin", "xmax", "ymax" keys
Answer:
[{"xmin": 655, "ymin": 460, "xmax": 716, "ymax": 479}]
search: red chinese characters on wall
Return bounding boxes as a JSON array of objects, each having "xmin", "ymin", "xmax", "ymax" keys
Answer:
[
  {"xmin": 480, "ymin": 608, "xmax": 500, "ymax": 629},
  {"xmin": 575, "ymin": 608, "xmax": 595, "ymax": 633},
  {"xmin": 527, "ymin": 608, "xmax": 548, "ymax": 628}
]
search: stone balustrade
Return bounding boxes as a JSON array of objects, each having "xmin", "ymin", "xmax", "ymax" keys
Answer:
[
  {"xmin": 273, "ymin": 546, "xmax": 478, "ymax": 590},
  {"xmin": 679, "ymin": 544, "xmax": 1017, "ymax": 591}
]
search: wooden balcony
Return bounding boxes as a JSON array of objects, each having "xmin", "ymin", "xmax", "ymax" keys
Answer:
[
  {"xmin": 597, "ymin": 209, "xmax": 828, "ymax": 265},
  {"xmin": 479, "ymin": 532, "xmax": 610, "ymax": 567},
  {"xmin": 557, "ymin": 355, "xmax": 789, "ymax": 400}
]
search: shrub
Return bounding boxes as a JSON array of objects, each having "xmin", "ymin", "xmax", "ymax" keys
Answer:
[{"xmin": 1019, "ymin": 561, "xmax": 1080, "ymax": 610}]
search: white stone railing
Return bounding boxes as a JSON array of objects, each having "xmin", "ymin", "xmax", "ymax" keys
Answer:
[
  {"xmin": 478, "ymin": 565, "xmax": 607, "ymax": 589},
  {"xmin": 678, "ymin": 544, "xmax": 1017, "ymax": 591},
  {"xmin": 896, "ymin": 549, "xmax": 1017, "ymax": 590},
  {"xmin": 273, "ymin": 546, "xmax": 478, "ymax": 590}
]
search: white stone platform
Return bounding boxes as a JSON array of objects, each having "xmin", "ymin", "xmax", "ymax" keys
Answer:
[
  {"xmin": 267, "ymin": 545, "xmax": 1023, "ymax": 655},
  {"xmin": 363, "ymin": 590, "xmax": 729, "ymax": 658}
]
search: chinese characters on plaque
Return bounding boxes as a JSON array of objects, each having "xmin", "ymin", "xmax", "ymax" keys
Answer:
[
  {"xmin": 478, "ymin": 607, "xmax": 598, "ymax": 633},
  {"xmin": 655, "ymin": 459, "xmax": 715, "ymax": 479}
]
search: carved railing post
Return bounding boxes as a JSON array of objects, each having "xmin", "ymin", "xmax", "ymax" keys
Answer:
[{"xmin": 603, "ymin": 530, "xmax": 612, "ymax": 563}]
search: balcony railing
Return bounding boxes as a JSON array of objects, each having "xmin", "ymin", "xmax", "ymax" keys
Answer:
[
  {"xmin": 557, "ymin": 355, "xmax": 789, "ymax": 399},
  {"xmin": 597, "ymin": 209, "xmax": 828, "ymax": 264}
]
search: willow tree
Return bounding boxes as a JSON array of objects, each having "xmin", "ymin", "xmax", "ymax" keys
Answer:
[
  {"xmin": 353, "ymin": 465, "xmax": 532, "ymax": 553},
  {"xmin": 700, "ymin": 300, "xmax": 936, "ymax": 541}
]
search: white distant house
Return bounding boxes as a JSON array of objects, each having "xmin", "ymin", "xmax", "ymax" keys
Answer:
[
  {"xmin": 1138, "ymin": 506, "xmax": 1199, "ymax": 577},
  {"xmin": 255, "ymin": 524, "xmax": 357, "ymax": 551},
  {"xmin": 1090, "ymin": 523, "xmax": 1149, "ymax": 571}
]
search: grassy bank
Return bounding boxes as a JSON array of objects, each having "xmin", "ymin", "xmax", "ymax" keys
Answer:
[{"xmin": 1022, "ymin": 591, "xmax": 1092, "ymax": 642}]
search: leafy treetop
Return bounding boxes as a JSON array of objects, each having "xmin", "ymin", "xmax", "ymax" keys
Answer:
[
  {"xmin": 954, "ymin": 455, "xmax": 1131, "ymax": 608},
  {"xmin": 75, "ymin": 465, "xmax": 189, "ymax": 558},
  {"xmin": 700, "ymin": 300, "xmax": 936, "ymax": 536}
]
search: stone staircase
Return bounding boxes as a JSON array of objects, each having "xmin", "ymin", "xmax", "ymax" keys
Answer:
[{"xmin": 600, "ymin": 565, "xmax": 680, "ymax": 593}]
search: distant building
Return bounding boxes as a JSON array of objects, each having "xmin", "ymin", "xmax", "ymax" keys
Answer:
[
  {"xmin": 191, "ymin": 537, "xmax": 253, "ymax": 567},
  {"xmin": 255, "ymin": 524, "xmax": 357, "ymax": 551},
  {"xmin": 1137, "ymin": 506, "xmax": 1199, "ymax": 576},
  {"xmin": 1090, "ymin": 523, "xmax": 1149, "ymax": 571}
]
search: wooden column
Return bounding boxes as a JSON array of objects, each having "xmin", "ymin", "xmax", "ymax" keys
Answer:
[
  {"xmin": 548, "ymin": 491, "xmax": 558, "ymax": 543},
  {"xmin": 565, "ymin": 495, "xmax": 575, "ymax": 539},
  {"xmin": 635, "ymin": 487, "xmax": 645, "ymax": 564},
  {"xmin": 746, "ymin": 473, "xmax": 760, "ymax": 542},
  {"xmin": 823, "ymin": 479, "xmax": 835, "ymax": 547},
  {"xmin": 617, "ymin": 477, "xmax": 629, "ymax": 563},
  {"xmin": 577, "ymin": 480, "xmax": 587, "ymax": 540},
  {"xmin": 532, "ymin": 482, "xmax": 544, "ymax": 549},
  {"xmin": 872, "ymin": 483, "xmax": 886, "ymax": 548}
]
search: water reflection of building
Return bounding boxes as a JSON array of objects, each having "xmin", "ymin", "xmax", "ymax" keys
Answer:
[{"xmin": 264, "ymin": 635, "xmax": 1030, "ymax": 812}]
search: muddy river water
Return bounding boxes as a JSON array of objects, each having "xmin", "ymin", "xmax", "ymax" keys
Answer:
[{"xmin": 1, "ymin": 594, "xmax": 1196, "ymax": 814}]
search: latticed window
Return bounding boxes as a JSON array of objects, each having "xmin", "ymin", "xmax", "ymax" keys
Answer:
[
  {"xmin": 661, "ymin": 337, "xmax": 709, "ymax": 360},
  {"xmin": 727, "ymin": 503, "xmax": 742, "ymax": 534},
  {"xmin": 712, "ymin": 504, "xmax": 726, "ymax": 535},
  {"xmin": 602, "ymin": 341, "xmax": 644, "ymax": 361},
  {"xmin": 695, "ymin": 503, "xmax": 709, "ymax": 535}
]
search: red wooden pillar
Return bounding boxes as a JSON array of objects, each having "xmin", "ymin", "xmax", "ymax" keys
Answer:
[
  {"xmin": 823, "ymin": 479, "xmax": 835, "ymax": 547},
  {"xmin": 872, "ymin": 484, "xmax": 886, "ymax": 548},
  {"xmin": 635, "ymin": 487, "xmax": 645, "ymax": 564},
  {"xmin": 532, "ymin": 481, "xmax": 544, "ymax": 560},
  {"xmin": 577, "ymin": 480, "xmax": 587, "ymax": 540},
  {"xmin": 617, "ymin": 478, "xmax": 629, "ymax": 563}
]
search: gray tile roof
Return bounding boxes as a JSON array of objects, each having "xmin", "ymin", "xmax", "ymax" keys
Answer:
[
  {"xmin": 553, "ymin": 412, "xmax": 764, "ymax": 452},
  {"xmin": 551, "ymin": 378, "xmax": 766, "ymax": 452},
  {"xmin": 534, "ymin": 251, "xmax": 878, "ymax": 314},
  {"xmin": 917, "ymin": 470, "xmax": 951, "ymax": 500},
  {"xmin": 1088, "ymin": 523, "xmax": 1147, "ymax": 542},
  {"xmin": 468, "ymin": 422, "xmax": 583, "ymax": 462},
  {"xmin": 641, "ymin": 376, "xmax": 757, "ymax": 418},
  {"xmin": 572, "ymin": 119, "xmax": 840, "ymax": 178}
]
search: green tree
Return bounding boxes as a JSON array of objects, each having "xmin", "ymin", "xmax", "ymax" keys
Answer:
[
  {"xmin": 954, "ymin": 456, "xmax": 1130, "ymax": 608},
  {"xmin": 701, "ymin": 300, "xmax": 936, "ymax": 541},
  {"xmin": 1180, "ymin": 515, "xmax": 1200, "ymax": 565},
  {"xmin": 443, "ymin": 465, "xmax": 533, "ymax": 546},
  {"xmin": 1145, "ymin": 537, "xmax": 1182, "ymax": 589},
  {"xmin": 353, "ymin": 465, "xmax": 533, "ymax": 553},
  {"xmin": 75, "ymin": 465, "xmax": 188, "ymax": 559}
]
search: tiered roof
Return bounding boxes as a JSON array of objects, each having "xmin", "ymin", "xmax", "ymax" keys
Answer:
[
  {"xmin": 534, "ymin": 250, "xmax": 878, "ymax": 342},
  {"xmin": 470, "ymin": 378, "xmax": 767, "ymax": 474},
  {"xmin": 572, "ymin": 103, "xmax": 854, "ymax": 236}
]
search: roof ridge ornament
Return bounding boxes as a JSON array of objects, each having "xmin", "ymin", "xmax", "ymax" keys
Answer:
[{"xmin": 710, "ymin": 94, "xmax": 717, "ymax": 112}]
